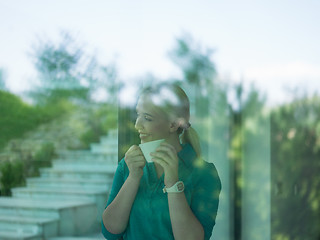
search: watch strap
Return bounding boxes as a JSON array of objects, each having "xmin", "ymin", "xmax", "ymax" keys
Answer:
[{"xmin": 163, "ymin": 181, "xmax": 184, "ymax": 193}]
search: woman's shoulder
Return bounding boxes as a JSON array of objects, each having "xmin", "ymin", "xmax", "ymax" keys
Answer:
[
  {"xmin": 115, "ymin": 157, "xmax": 129, "ymax": 175},
  {"xmin": 192, "ymin": 157, "xmax": 219, "ymax": 175},
  {"xmin": 180, "ymin": 144, "xmax": 220, "ymax": 180},
  {"xmin": 190, "ymin": 157, "xmax": 221, "ymax": 188}
]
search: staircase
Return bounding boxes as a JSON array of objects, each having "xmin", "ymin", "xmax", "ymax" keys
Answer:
[{"xmin": 0, "ymin": 129, "xmax": 119, "ymax": 240}]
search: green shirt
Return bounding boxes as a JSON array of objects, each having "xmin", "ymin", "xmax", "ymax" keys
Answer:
[{"xmin": 102, "ymin": 143, "xmax": 221, "ymax": 240}]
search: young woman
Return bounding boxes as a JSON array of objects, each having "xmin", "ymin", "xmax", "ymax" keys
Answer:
[{"xmin": 102, "ymin": 83, "xmax": 221, "ymax": 240}]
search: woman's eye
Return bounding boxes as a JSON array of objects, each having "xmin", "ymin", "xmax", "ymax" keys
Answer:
[
  {"xmin": 144, "ymin": 116, "xmax": 152, "ymax": 121},
  {"xmin": 136, "ymin": 113, "xmax": 152, "ymax": 122}
]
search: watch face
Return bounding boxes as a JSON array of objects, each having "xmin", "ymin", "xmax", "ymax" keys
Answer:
[
  {"xmin": 177, "ymin": 182, "xmax": 184, "ymax": 191},
  {"xmin": 163, "ymin": 181, "xmax": 184, "ymax": 193}
]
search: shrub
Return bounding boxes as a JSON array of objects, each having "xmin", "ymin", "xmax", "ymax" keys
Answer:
[
  {"xmin": 0, "ymin": 90, "xmax": 37, "ymax": 149},
  {"xmin": 80, "ymin": 104, "xmax": 117, "ymax": 148},
  {"xmin": 0, "ymin": 90, "xmax": 74, "ymax": 150},
  {"xmin": 0, "ymin": 142, "xmax": 56, "ymax": 196},
  {"xmin": 0, "ymin": 160, "xmax": 24, "ymax": 196},
  {"xmin": 31, "ymin": 142, "xmax": 56, "ymax": 177}
]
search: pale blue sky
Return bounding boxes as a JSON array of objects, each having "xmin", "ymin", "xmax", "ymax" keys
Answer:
[{"xmin": 1, "ymin": 0, "xmax": 319, "ymax": 105}]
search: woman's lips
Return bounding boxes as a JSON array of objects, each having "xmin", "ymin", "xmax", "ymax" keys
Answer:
[{"xmin": 139, "ymin": 133, "xmax": 149, "ymax": 138}]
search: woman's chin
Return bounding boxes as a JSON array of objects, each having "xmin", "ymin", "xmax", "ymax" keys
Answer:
[
  {"xmin": 140, "ymin": 137, "xmax": 154, "ymax": 144},
  {"xmin": 139, "ymin": 137, "xmax": 149, "ymax": 144},
  {"xmin": 140, "ymin": 139, "xmax": 150, "ymax": 144}
]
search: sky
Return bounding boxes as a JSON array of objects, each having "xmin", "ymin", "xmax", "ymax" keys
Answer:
[{"xmin": 0, "ymin": 0, "xmax": 319, "ymax": 106}]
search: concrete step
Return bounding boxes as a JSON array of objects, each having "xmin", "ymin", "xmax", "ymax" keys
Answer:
[
  {"xmin": 90, "ymin": 143, "xmax": 118, "ymax": 154},
  {"xmin": 56, "ymin": 151, "xmax": 117, "ymax": 160},
  {"xmin": 49, "ymin": 233, "xmax": 104, "ymax": 240},
  {"xmin": 90, "ymin": 144, "xmax": 118, "ymax": 154},
  {"xmin": 0, "ymin": 197, "xmax": 97, "ymax": 236},
  {"xmin": 11, "ymin": 187, "xmax": 109, "ymax": 218},
  {"xmin": 0, "ymin": 230, "xmax": 41, "ymax": 240},
  {"xmin": 52, "ymin": 158, "xmax": 118, "ymax": 169},
  {"xmin": 0, "ymin": 215, "xmax": 59, "ymax": 239},
  {"xmin": 26, "ymin": 178, "xmax": 112, "ymax": 189},
  {"xmin": 92, "ymin": 137, "xmax": 117, "ymax": 147},
  {"xmin": 39, "ymin": 167, "xmax": 116, "ymax": 181},
  {"xmin": 106, "ymin": 129, "xmax": 118, "ymax": 139},
  {"xmin": 19, "ymin": 184, "xmax": 107, "ymax": 192},
  {"xmin": 0, "ymin": 129, "xmax": 118, "ymax": 239},
  {"xmin": 99, "ymin": 136, "xmax": 118, "ymax": 146},
  {"xmin": 49, "ymin": 237, "xmax": 103, "ymax": 240},
  {"xmin": 12, "ymin": 187, "xmax": 108, "ymax": 201}
]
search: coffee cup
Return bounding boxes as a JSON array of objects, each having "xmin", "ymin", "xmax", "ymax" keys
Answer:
[{"xmin": 139, "ymin": 139, "xmax": 165, "ymax": 163}]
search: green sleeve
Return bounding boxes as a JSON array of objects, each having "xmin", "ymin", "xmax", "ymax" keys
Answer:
[
  {"xmin": 102, "ymin": 159, "xmax": 127, "ymax": 240},
  {"xmin": 190, "ymin": 162, "xmax": 221, "ymax": 240}
]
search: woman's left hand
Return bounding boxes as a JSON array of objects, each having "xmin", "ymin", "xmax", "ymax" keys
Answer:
[{"xmin": 150, "ymin": 142, "xmax": 179, "ymax": 187}]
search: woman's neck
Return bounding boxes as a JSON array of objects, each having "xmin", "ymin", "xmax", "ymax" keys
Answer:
[{"xmin": 166, "ymin": 134, "xmax": 182, "ymax": 153}]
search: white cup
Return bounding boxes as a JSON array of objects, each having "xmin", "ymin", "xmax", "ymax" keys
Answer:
[{"xmin": 139, "ymin": 139, "xmax": 165, "ymax": 163}]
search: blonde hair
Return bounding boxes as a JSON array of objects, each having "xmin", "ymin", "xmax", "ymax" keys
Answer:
[{"xmin": 140, "ymin": 83, "xmax": 201, "ymax": 157}]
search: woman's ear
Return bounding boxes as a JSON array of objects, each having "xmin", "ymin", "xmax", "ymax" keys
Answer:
[
  {"xmin": 169, "ymin": 121, "xmax": 178, "ymax": 133},
  {"xmin": 169, "ymin": 118, "xmax": 183, "ymax": 133}
]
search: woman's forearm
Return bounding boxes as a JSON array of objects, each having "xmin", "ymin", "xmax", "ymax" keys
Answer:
[
  {"xmin": 168, "ymin": 192, "xmax": 204, "ymax": 240},
  {"xmin": 102, "ymin": 176, "xmax": 141, "ymax": 234}
]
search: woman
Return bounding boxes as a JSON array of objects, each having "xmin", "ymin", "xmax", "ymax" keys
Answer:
[{"xmin": 102, "ymin": 83, "xmax": 221, "ymax": 240}]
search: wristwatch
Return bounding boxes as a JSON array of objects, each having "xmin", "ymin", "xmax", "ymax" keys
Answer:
[{"xmin": 163, "ymin": 181, "xmax": 184, "ymax": 193}]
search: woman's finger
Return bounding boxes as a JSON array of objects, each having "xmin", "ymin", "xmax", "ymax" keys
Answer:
[
  {"xmin": 150, "ymin": 151, "xmax": 171, "ymax": 164},
  {"xmin": 152, "ymin": 156, "xmax": 169, "ymax": 168},
  {"xmin": 155, "ymin": 145, "xmax": 177, "ymax": 162},
  {"xmin": 128, "ymin": 155, "xmax": 146, "ymax": 163},
  {"xmin": 130, "ymin": 160, "xmax": 146, "ymax": 168},
  {"xmin": 125, "ymin": 145, "xmax": 143, "ymax": 158},
  {"xmin": 160, "ymin": 142, "xmax": 176, "ymax": 151}
]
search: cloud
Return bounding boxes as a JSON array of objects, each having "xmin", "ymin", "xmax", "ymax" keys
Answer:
[
  {"xmin": 232, "ymin": 61, "xmax": 320, "ymax": 106},
  {"xmin": 119, "ymin": 83, "xmax": 139, "ymax": 107},
  {"xmin": 244, "ymin": 61, "xmax": 320, "ymax": 84}
]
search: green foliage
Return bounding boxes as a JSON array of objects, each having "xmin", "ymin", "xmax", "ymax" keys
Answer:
[
  {"xmin": 30, "ymin": 31, "xmax": 120, "ymax": 105},
  {"xmin": 31, "ymin": 31, "xmax": 83, "ymax": 89},
  {"xmin": 30, "ymin": 87, "xmax": 90, "ymax": 105},
  {"xmin": 80, "ymin": 104, "xmax": 118, "ymax": 148},
  {"xmin": 169, "ymin": 33, "xmax": 216, "ymax": 116},
  {"xmin": 0, "ymin": 143, "xmax": 56, "ymax": 196},
  {"xmin": 0, "ymin": 68, "xmax": 6, "ymax": 90},
  {"xmin": 85, "ymin": 62, "xmax": 121, "ymax": 104},
  {"xmin": 224, "ymin": 82, "xmax": 268, "ymax": 239},
  {"xmin": 29, "ymin": 31, "xmax": 94, "ymax": 105},
  {"xmin": 0, "ymin": 160, "xmax": 24, "ymax": 196},
  {"xmin": 271, "ymin": 95, "xmax": 320, "ymax": 239},
  {"xmin": 0, "ymin": 90, "xmax": 38, "ymax": 149},
  {"xmin": 118, "ymin": 106, "xmax": 140, "ymax": 158},
  {"xmin": 169, "ymin": 33, "xmax": 216, "ymax": 89},
  {"xmin": 35, "ymin": 98, "xmax": 75, "ymax": 120},
  {"xmin": 0, "ymin": 90, "xmax": 73, "ymax": 150},
  {"xmin": 31, "ymin": 142, "xmax": 56, "ymax": 176}
]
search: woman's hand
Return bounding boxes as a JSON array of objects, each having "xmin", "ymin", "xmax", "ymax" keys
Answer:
[
  {"xmin": 150, "ymin": 142, "xmax": 179, "ymax": 187},
  {"xmin": 125, "ymin": 145, "xmax": 146, "ymax": 180}
]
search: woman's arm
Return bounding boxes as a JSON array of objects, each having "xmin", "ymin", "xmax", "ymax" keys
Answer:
[
  {"xmin": 167, "ymin": 191, "xmax": 204, "ymax": 240},
  {"xmin": 151, "ymin": 143, "xmax": 204, "ymax": 240},
  {"xmin": 102, "ymin": 175, "xmax": 141, "ymax": 234},
  {"xmin": 102, "ymin": 145, "xmax": 145, "ymax": 234}
]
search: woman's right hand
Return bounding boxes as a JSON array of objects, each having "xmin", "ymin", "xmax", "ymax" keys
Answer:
[{"xmin": 124, "ymin": 145, "xmax": 146, "ymax": 180}]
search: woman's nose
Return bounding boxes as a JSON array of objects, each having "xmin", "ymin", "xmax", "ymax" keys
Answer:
[{"xmin": 135, "ymin": 116, "xmax": 142, "ymax": 130}]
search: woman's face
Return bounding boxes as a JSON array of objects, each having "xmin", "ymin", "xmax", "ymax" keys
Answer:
[{"xmin": 135, "ymin": 96, "xmax": 172, "ymax": 144}]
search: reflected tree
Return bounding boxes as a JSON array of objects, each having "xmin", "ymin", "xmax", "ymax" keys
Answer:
[
  {"xmin": 30, "ymin": 31, "xmax": 88, "ymax": 103},
  {"xmin": 271, "ymin": 94, "xmax": 320, "ymax": 240},
  {"xmin": 228, "ymin": 82, "xmax": 267, "ymax": 240},
  {"xmin": 29, "ymin": 31, "xmax": 118, "ymax": 104},
  {"xmin": 28, "ymin": 30, "xmax": 120, "ymax": 152},
  {"xmin": 169, "ymin": 33, "xmax": 216, "ymax": 117},
  {"xmin": 0, "ymin": 69, "xmax": 6, "ymax": 91}
]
